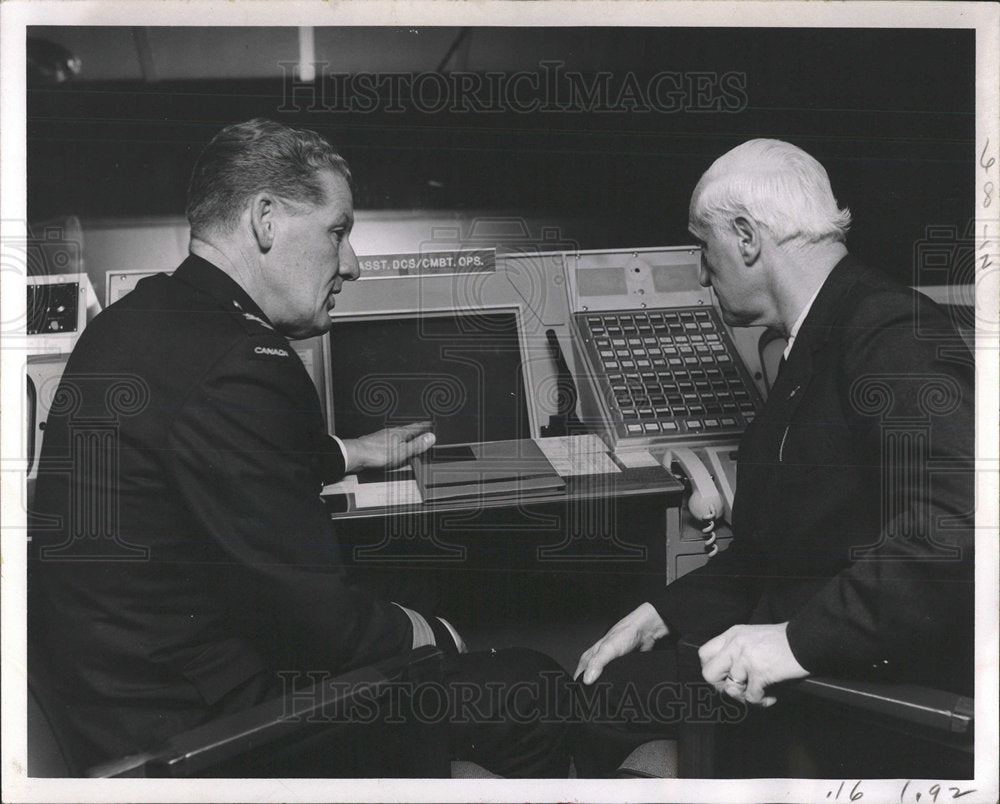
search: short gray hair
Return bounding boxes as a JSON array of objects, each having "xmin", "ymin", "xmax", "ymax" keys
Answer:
[
  {"xmin": 186, "ymin": 118, "xmax": 351, "ymax": 238},
  {"xmin": 689, "ymin": 139, "xmax": 851, "ymax": 246}
]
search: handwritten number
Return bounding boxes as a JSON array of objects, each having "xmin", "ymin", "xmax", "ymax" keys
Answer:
[
  {"xmin": 981, "ymin": 139, "xmax": 996, "ymax": 172},
  {"xmin": 901, "ymin": 780, "xmax": 911, "ymax": 803},
  {"xmin": 984, "ymin": 181, "xmax": 994, "ymax": 208},
  {"xmin": 930, "ymin": 784, "xmax": 941, "ymax": 803},
  {"xmin": 949, "ymin": 789, "xmax": 977, "ymax": 799},
  {"xmin": 850, "ymin": 780, "xmax": 864, "ymax": 801}
]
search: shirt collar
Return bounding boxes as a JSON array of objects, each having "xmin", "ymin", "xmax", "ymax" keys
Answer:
[{"xmin": 783, "ymin": 282, "xmax": 824, "ymax": 361}]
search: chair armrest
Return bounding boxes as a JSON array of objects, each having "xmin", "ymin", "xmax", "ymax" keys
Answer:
[
  {"xmin": 792, "ymin": 677, "xmax": 973, "ymax": 735},
  {"xmin": 676, "ymin": 639, "xmax": 973, "ymax": 735},
  {"xmin": 89, "ymin": 646, "xmax": 445, "ymax": 778}
]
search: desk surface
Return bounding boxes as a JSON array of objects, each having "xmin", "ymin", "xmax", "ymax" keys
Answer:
[{"xmin": 323, "ymin": 435, "xmax": 685, "ymax": 521}]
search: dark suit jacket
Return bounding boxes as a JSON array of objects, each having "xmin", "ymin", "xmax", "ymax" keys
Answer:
[
  {"xmin": 652, "ymin": 256, "xmax": 974, "ymax": 694},
  {"xmin": 28, "ymin": 256, "xmax": 424, "ymax": 764}
]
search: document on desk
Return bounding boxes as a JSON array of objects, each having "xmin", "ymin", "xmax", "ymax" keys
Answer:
[
  {"xmin": 535, "ymin": 434, "xmax": 621, "ymax": 476},
  {"xmin": 321, "ymin": 470, "xmax": 423, "ymax": 509},
  {"xmin": 411, "ymin": 439, "xmax": 565, "ymax": 503}
]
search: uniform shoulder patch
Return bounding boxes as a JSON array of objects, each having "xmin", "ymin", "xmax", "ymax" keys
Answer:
[{"xmin": 248, "ymin": 343, "xmax": 292, "ymax": 361}]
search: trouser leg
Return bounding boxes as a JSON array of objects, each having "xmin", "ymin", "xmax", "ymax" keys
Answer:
[{"xmin": 442, "ymin": 647, "xmax": 572, "ymax": 778}]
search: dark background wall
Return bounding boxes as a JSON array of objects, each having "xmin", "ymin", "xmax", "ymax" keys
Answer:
[{"xmin": 27, "ymin": 27, "xmax": 975, "ymax": 285}]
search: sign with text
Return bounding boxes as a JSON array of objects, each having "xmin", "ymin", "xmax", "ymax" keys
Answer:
[{"xmin": 357, "ymin": 249, "xmax": 496, "ymax": 278}]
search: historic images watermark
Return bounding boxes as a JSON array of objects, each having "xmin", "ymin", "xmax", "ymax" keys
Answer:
[
  {"xmin": 275, "ymin": 670, "xmax": 747, "ymax": 728},
  {"xmin": 29, "ymin": 372, "xmax": 152, "ymax": 561},
  {"xmin": 278, "ymin": 61, "xmax": 749, "ymax": 115}
]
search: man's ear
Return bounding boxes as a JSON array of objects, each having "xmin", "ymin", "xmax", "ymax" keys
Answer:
[
  {"xmin": 248, "ymin": 192, "xmax": 276, "ymax": 252},
  {"xmin": 731, "ymin": 216, "xmax": 761, "ymax": 265}
]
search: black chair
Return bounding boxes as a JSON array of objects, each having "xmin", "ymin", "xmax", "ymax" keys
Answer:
[{"xmin": 28, "ymin": 645, "xmax": 451, "ymax": 778}]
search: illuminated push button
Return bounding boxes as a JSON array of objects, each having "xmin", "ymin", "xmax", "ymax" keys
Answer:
[
  {"xmin": 668, "ymin": 358, "xmax": 682, "ymax": 367},
  {"xmin": 612, "ymin": 338, "xmax": 626, "ymax": 346},
  {"xmin": 661, "ymin": 421, "xmax": 679, "ymax": 432},
  {"xmin": 704, "ymin": 418, "xmax": 720, "ymax": 429},
  {"xmin": 686, "ymin": 419, "xmax": 704, "ymax": 431},
  {"xmin": 743, "ymin": 411, "xmax": 755, "ymax": 423},
  {"xmin": 627, "ymin": 423, "xmax": 643, "ymax": 433},
  {"xmin": 636, "ymin": 359, "xmax": 651, "ymax": 367},
  {"xmin": 621, "ymin": 360, "xmax": 635, "ymax": 368},
  {"xmin": 721, "ymin": 417, "xmax": 737, "ymax": 427},
  {"xmin": 600, "ymin": 350, "xmax": 615, "ymax": 357},
  {"xmin": 643, "ymin": 422, "xmax": 661, "ymax": 433},
  {"xmin": 717, "ymin": 354, "xmax": 731, "ymax": 362}
]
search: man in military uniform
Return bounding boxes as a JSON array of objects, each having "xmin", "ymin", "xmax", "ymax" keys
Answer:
[{"xmin": 29, "ymin": 119, "xmax": 569, "ymax": 777}]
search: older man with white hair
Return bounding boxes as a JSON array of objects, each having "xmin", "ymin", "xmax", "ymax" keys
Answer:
[{"xmin": 573, "ymin": 139, "xmax": 974, "ymax": 777}]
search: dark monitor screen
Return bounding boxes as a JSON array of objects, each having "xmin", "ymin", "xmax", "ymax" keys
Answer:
[{"xmin": 328, "ymin": 310, "xmax": 531, "ymax": 445}]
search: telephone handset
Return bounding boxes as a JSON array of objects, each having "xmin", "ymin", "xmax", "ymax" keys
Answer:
[{"xmin": 663, "ymin": 446, "xmax": 730, "ymax": 558}]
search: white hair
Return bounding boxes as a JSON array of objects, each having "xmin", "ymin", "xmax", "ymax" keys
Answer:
[{"xmin": 689, "ymin": 139, "xmax": 852, "ymax": 246}]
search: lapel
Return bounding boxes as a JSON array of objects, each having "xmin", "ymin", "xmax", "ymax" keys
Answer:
[
  {"xmin": 765, "ymin": 254, "xmax": 863, "ymax": 425},
  {"xmin": 733, "ymin": 255, "xmax": 865, "ymax": 528}
]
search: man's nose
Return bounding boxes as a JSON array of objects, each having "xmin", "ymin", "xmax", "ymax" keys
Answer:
[{"xmin": 339, "ymin": 238, "xmax": 361, "ymax": 281}]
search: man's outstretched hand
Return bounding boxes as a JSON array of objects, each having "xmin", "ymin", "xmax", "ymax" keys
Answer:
[
  {"xmin": 698, "ymin": 622, "xmax": 808, "ymax": 707},
  {"xmin": 342, "ymin": 422, "xmax": 436, "ymax": 473},
  {"xmin": 574, "ymin": 602, "xmax": 669, "ymax": 685}
]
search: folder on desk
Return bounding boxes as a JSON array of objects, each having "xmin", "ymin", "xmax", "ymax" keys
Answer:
[{"xmin": 411, "ymin": 439, "xmax": 565, "ymax": 503}]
